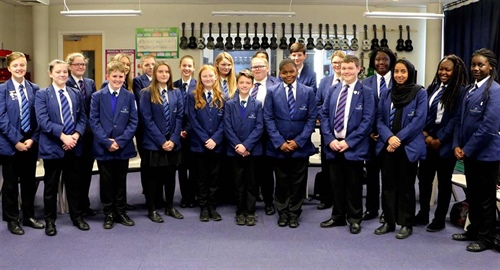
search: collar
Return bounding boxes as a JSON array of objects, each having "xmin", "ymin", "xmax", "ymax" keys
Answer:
[
  {"xmin": 71, "ymin": 75, "xmax": 83, "ymax": 85},
  {"xmin": 11, "ymin": 78, "xmax": 25, "ymax": 90},
  {"xmin": 377, "ymin": 72, "xmax": 391, "ymax": 84},
  {"xmin": 475, "ymin": 76, "xmax": 490, "ymax": 88},
  {"xmin": 108, "ymin": 86, "xmax": 120, "ymax": 95},
  {"xmin": 52, "ymin": 83, "xmax": 66, "ymax": 91}
]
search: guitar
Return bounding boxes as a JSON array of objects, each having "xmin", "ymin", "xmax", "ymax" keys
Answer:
[
  {"xmin": 288, "ymin": 23, "xmax": 296, "ymax": 49},
  {"xmin": 324, "ymin": 24, "xmax": 333, "ymax": 51},
  {"xmin": 405, "ymin": 25, "xmax": 413, "ymax": 52},
  {"xmin": 396, "ymin": 25, "xmax": 404, "ymax": 52},
  {"xmin": 362, "ymin": 24, "xmax": 371, "ymax": 52},
  {"xmin": 316, "ymin": 23, "xmax": 324, "ymax": 50},
  {"xmin": 225, "ymin": 22, "xmax": 233, "ymax": 50},
  {"xmin": 243, "ymin": 23, "xmax": 251, "ymax": 50},
  {"xmin": 350, "ymin": 24, "xmax": 359, "ymax": 51},
  {"xmin": 270, "ymin": 22, "xmax": 278, "ymax": 50},
  {"xmin": 206, "ymin": 23, "xmax": 215, "ymax": 50},
  {"xmin": 341, "ymin": 24, "xmax": 349, "ymax": 51},
  {"xmin": 358, "ymin": 51, "xmax": 367, "ymax": 80},
  {"xmin": 298, "ymin": 23, "xmax": 305, "ymax": 44},
  {"xmin": 252, "ymin": 22, "xmax": 260, "ymax": 50},
  {"xmin": 197, "ymin": 22, "xmax": 206, "ymax": 50},
  {"xmin": 370, "ymin": 24, "xmax": 379, "ymax": 50},
  {"xmin": 306, "ymin": 23, "xmax": 315, "ymax": 50},
  {"xmin": 188, "ymin": 22, "xmax": 197, "ymax": 49},
  {"xmin": 234, "ymin": 22, "xmax": 242, "ymax": 50},
  {"xmin": 279, "ymin": 23, "xmax": 288, "ymax": 50},
  {"xmin": 332, "ymin": 24, "xmax": 341, "ymax": 50},
  {"xmin": 179, "ymin": 22, "xmax": 188, "ymax": 50},
  {"xmin": 215, "ymin": 22, "xmax": 224, "ymax": 50},
  {"xmin": 380, "ymin": 25, "xmax": 388, "ymax": 48},
  {"xmin": 261, "ymin": 23, "xmax": 270, "ymax": 50}
]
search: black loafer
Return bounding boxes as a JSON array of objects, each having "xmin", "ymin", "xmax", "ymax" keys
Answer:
[
  {"xmin": 165, "ymin": 208, "xmax": 184, "ymax": 219},
  {"xmin": 45, "ymin": 222, "xmax": 57, "ymax": 236},
  {"xmin": 209, "ymin": 209, "xmax": 222, "ymax": 221},
  {"xmin": 116, "ymin": 213, "xmax": 135, "ymax": 226},
  {"xmin": 148, "ymin": 211, "xmax": 164, "ymax": 223},
  {"xmin": 235, "ymin": 215, "xmax": 246, "ymax": 225},
  {"xmin": 320, "ymin": 218, "xmax": 347, "ymax": 228},
  {"xmin": 289, "ymin": 218, "xmax": 299, "ymax": 228},
  {"xmin": 395, "ymin": 226, "xmax": 413, "ymax": 239},
  {"xmin": 426, "ymin": 221, "xmax": 445, "ymax": 232},
  {"xmin": 23, "ymin": 218, "xmax": 45, "ymax": 229},
  {"xmin": 246, "ymin": 215, "xmax": 256, "ymax": 226},
  {"xmin": 452, "ymin": 233, "xmax": 477, "ymax": 241},
  {"xmin": 103, "ymin": 214, "xmax": 115, "ymax": 229},
  {"xmin": 277, "ymin": 215, "xmax": 288, "ymax": 227},
  {"xmin": 7, "ymin": 221, "xmax": 25, "ymax": 235},
  {"xmin": 199, "ymin": 209, "xmax": 210, "ymax": 222},
  {"xmin": 72, "ymin": 218, "xmax": 90, "ymax": 231},
  {"xmin": 362, "ymin": 210, "xmax": 379, "ymax": 220},
  {"xmin": 374, "ymin": 223, "xmax": 395, "ymax": 235},
  {"xmin": 466, "ymin": 241, "xmax": 492, "ymax": 252},
  {"xmin": 265, "ymin": 205, "xmax": 276, "ymax": 215},
  {"xmin": 350, "ymin": 223, "xmax": 361, "ymax": 234}
]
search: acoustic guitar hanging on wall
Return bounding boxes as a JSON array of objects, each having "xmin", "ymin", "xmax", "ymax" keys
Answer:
[
  {"xmin": 270, "ymin": 22, "xmax": 278, "ymax": 50},
  {"xmin": 206, "ymin": 22, "xmax": 215, "ymax": 50},
  {"xmin": 316, "ymin": 23, "xmax": 324, "ymax": 50},
  {"xmin": 324, "ymin": 24, "xmax": 333, "ymax": 51},
  {"xmin": 197, "ymin": 22, "xmax": 205, "ymax": 50},
  {"xmin": 396, "ymin": 25, "xmax": 405, "ymax": 52},
  {"xmin": 234, "ymin": 22, "xmax": 242, "ymax": 50},
  {"xmin": 215, "ymin": 22, "xmax": 224, "ymax": 50},
  {"xmin": 279, "ymin": 23, "xmax": 288, "ymax": 50},
  {"xmin": 188, "ymin": 22, "xmax": 197, "ymax": 49},
  {"xmin": 179, "ymin": 22, "xmax": 188, "ymax": 50},
  {"xmin": 261, "ymin": 23, "xmax": 270, "ymax": 50},
  {"xmin": 405, "ymin": 25, "xmax": 413, "ymax": 52}
]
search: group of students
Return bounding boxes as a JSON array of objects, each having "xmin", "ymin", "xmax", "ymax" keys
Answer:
[{"xmin": 1, "ymin": 44, "xmax": 498, "ymax": 252}]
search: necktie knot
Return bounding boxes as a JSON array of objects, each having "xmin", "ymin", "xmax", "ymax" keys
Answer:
[
  {"xmin": 113, "ymin": 91, "xmax": 118, "ymax": 97},
  {"xmin": 240, "ymin": 100, "xmax": 246, "ymax": 107},
  {"xmin": 19, "ymin": 84, "xmax": 24, "ymax": 90},
  {"xmin": 467, "ymin": 84, "xmax": 478, "ymax": 99},
  {"xmin": 162, "ymin": 89, "xmax": 167, "ymax": 95},
  {"xmin": 182, "ymin": 83, "xmax": 188, "ymax": 89}
]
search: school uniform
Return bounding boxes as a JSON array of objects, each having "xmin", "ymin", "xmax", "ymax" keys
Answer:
[
  {"xmin": 0, "ymin": 79, "xmax": 40, "ymax": 226},
  {"xmin": 224, "ymin": 95, "xmax": 264, "ymax": 216},
  {"xmin": 320, "ymin": 81, "xmax": 375, "ymax": 226},
  {"xmin": 89, "ymin": 86, "xmax": 138, "ymax": 217},
  {"xmin": 297, "ymin": 64, "xmax": 317, "ymax": 94},
  {"xmin": 35, "ymin": 84, "xmax": 88, "ymax": 224}
]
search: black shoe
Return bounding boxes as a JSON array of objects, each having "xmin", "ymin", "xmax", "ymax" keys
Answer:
[
  {"xmin": 265, "ymin": 205, "xmax": 275, "ymax": 215},
  {"xmin": 45, "ymin": 222, "xmax": 57, "ymax": 236},
  {"xmin": 374, "ymin": 223, "xmax": 395, "ymax": 235},
  {"xmin": 72, "ymin": 217, "xmax": 90, "ymax": 231},
  {"xmin": 165, "ymin": 208, "xmax": 184, "ymax": 219},
  {"xmin": 379, "ymin": 213, "xmax": 385, "ymax": 223},
  {"xmin": 289, "ymin": 217, "xmax": 299, "ymax": 228},
  {"xmin": 350, "ymin": 223, "xmax": 361, "ymax": 234},
  {"xmin": 148, "ymin": 211, "xmax": 164, "ymax": 223},
  {"xmin": 7, "ymin": 221, "xmax": 24, "ymax": 235},
  {"xmin": 414, "ymin": 212, "xmax": 429, "ymax": 226},
  {"xmin": 125, "ymin": 204, "xmax": 136, "ymax": 211},
  {"xmin": 426, "ymin": 221, "xmax": 445, "ymax": 232},
  {"xmin": 362, "ymin": 210, "xmax": 379, "ymax": 221},
  {"xmin": 235, "ymin": 214, "xmax": 246, "ymax": 226},
  {"xmin": 209, "ymin": 209, "xmax": 222, "ymax": 221},
  {"xmin": 82, "ymin": 208, "xmax": 97, "ymax": 217},
  {"xmin": 103, "ymin": 214, "xmax": 115, "ymax": 229},
  {"xmin": 23, "ymin": 218, "xmax": 45, "ymax": 229},
  {"xmin": 320, "ymin": 218, "xmax": 347, "ymax": 228},
  {"xmin": 179, "ymin": 198, "xmax": 188, "ymax": 208},
  {"xmin": 246, "ymin": 215, "xmax": 256, "ymax": 226},
  {"xmin": 466, "ymin": 241, "xmax": 492, "ymax": 252},
  {"xmin": 396, "ymin": 226, "xmax": 413, "ymax": 239},
  {"xmin": 317, "ymin": 202, "xmax": 332, "ymax": 210},
  {"xmin": 116, "ymin": 213, "xmax": 135, "ymax": 226},
  {"xmin": 277, "ymin": 214, "xmax": 288, "ymax": 227},
  {"xmin": 452, "ymin": 232, "xmax": 477, "ymax": 241},
  {"xmin": 199, "ymin": 209, "xmax": 210, "ymax": 222}
]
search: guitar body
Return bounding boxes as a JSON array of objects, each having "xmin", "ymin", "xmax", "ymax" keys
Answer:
[
  {"xmin": 215, "ymin": 22, "xmax": 224, "ymax": 50},
  {"xmin": 358, "ymin": 52, "xmax": 367, "ymax": 80},
  {"xmin": 380, "ymin": 25, "xmax": 388, "ymax": 48},
  {"xmin": 243, "ymin": 23, "xmax": 251, "ymax": 50},
  {"xmin": 188, "ymin": 22, "xmax": 197, "ymax": 49},
  {"xmin": 289, "ymin": 23, "xmax": 296, "ymax": 49},
  {"xmin": 279, "ymin": 23, "xmax": 288, "ymax": 50},
  {"xmin": 396, "ymin": 25, "xmax": 404, "ymax": 52},
  {"xmin": 306, "ymin": 23, "xmax": 315, "ymax": 50},
  {"xmin": 197, "ymin": 22, "xmax": 206, "ymax": 50},
  {"xmin": 333, "ymin": 24, "xmax": 341, "ymax": 50},
  {"xmin": 362, "ymin": 24, "xmax": 371, "ymax": 52},
  {"xmin": 179, "ymin": 22, "xmax": 188, "ymax": 50},
  {"xmin": 234, "ymin": 22, "xmax": 242, "ymax": 50},
  {"xmin": 207, "ymin": 23, "xmax": 215, "ymax": 50},
  {"xmin": 324, "ymin": 24, "xmax": 333, "ymax": 51},
  {"xmin": 370, "ymin": 24, "xmax": 379, "ymax": 51},
  {"xmin": 261, "ymin": 23, "xmax": 270, "ymax": 50},
  {"xmin": 405, "ymin": 25, "xmax": 413, "ymax": 52},
  {"xmin": 252, "ymin": 22, "xmax": 260, "ymax": 50},
  {"xmin": 350, "ymin": 24, "xmax": 359, "ymax": 51},
  {"xmin": 341, "ymin": 24, "xmax": 349, "ymax": 51},
  {"xmin": 270, "ymin": 22, "xmax": 278, "ymax": 50},
  {"xmin": 316, "ymin": 23, "xmax": 324, "ymax": 50}
]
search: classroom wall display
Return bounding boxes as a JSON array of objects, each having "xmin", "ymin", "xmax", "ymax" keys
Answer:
[
  {"xmin": 105, "ymin": 49, "xmax": 137, "ymax": 76},
  {"xmin": 136, "ymin": 27, "xmax": 179, "ymax": 59}
]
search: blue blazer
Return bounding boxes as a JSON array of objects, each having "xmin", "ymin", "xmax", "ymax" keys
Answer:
[
  {"xmin": 264, "ymin": 83, "xmax": 317, "ymax": 158},
  {"xmin": 66, "ymin": 76, "xmax": 96, "ymax": 117},
  {"xmin": 297, "ymin": 64, "xmax": 317, "ymax": 94},
  {"xmin": 320, "ymin": 81, "xmax": 375, "ymax": 161},
  {"xmin": 186, "ymin": 91, "xmax": 225, "ymax": 153},
  {"xmin": 453, "ymin": 82, "xmax": 500, "ymax": 161},
  {"xmin": 35, "ymin": 85, "xmax": 87, "ymax": 159},
  {"xmin": 224, "ymin": 96, "xmax": 264, "ymax": 156},
  {"xmin": 0, "ymin": 79, "xmax": 40, "ymax": 156},
  {"xmin": 174, "ymin": 78, "xmax": 197, "ymax": 133},
  {"xmin": 316, "ymin": 75, "xmax": 338, "ymax": 118},
  {"xmin": 133, "ymin": 74, "xmax": 151, "ymax": 104},
  {"xmin": 376, "ymin": 87, "xmax": 427, "ymax": 162},
  {"xmin": 89, "ymin": 87, "xmax": 138, "ymax": 160},
  {"xmin": 140, "ymin": 88, "xmax": 184, "ymax": 152}
]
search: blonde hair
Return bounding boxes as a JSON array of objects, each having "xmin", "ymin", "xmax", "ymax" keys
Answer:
[
  {"xmin": 48, "ymin": 59, "xmax": 68, "ymax": 73},
  {"xmin": 66, "ymin": 52, "xmax": 88, "ymax": 65},
  {"xmin": 6, "ymin": 52, "xmax": 27, "ymax": 66},
  {"xmin": 194, "ymin": 65, "xmax": 224, "ymax": 110},
  {"xmin": 148, "ymin": 61, "xmax": 174, "ymax": 105},
  {"xmin": 214, "ymin": 52, "xmax": 237, "ymax": 99},
  {"xmin": 111, "ymin": 53, "xmax": 133, "ymax": 91},
  {"xmin": 330, "ymin": 50, "xmax": 346, "ymax": 60}
]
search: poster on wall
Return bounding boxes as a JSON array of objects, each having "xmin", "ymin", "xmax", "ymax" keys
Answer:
[
  {"xmin": 105, "ymin": 49, "xmax": 137, "ymax": 77},
  {"xmin": 136, "ymin": 27, "xmax": 179, "ymax": 59}
]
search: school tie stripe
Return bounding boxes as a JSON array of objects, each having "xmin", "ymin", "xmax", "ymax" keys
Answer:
[
  {"xmin": 426, "ymin": 86, "xmax": 444, "ymax": 127},
  {"xmin": 79, "ymin": 79, "xmax": 86, "ymax": 100},
  {"xmin": 206, "ymin": 91, "xmax": 212, "ymax": 111},
  {"xmin": 334, "ymin": 84, "xmax": 349, "ymax": 132},
  {"xmin": 287, "ymin": 84, "xmax": 295, "ymax": 118},
  {"xmin": 222, "ymin": 80, "xmax": 229, "ymax": 95},
  {"xmin": 59, "ymin": 89, "xmax": 75, "ymax": 134},
  {"xmin": 251, "ymin": 82, "xmax": 260, "ymax": 100},
  {"xmin": 182, "ymin": 83, "xmax": 188, "ymax": 101},
  {"xmin": 162, "ymin": 89, "xmax": 170, "ymax": 134},
  {"xmin": 19, "ymin": 84, "xmax": 30, "ymax": 133},
  {"xmin": 379, "ymin": 77, "xmax": 387, "ymax": 97},
  {"xmin": 466, "ymin": 84, "xmax": 478, "ymax": 99},
  {"xmin": 389, "ymin": 105, "xmax": 396, "ymax": 129}
]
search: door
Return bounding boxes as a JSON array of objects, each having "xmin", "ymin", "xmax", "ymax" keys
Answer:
[{"xmin": 63, "ymin": 35, "xmax": 103, "ymax": 87}]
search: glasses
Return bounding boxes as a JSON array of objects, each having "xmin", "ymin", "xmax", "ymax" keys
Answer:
[
  {"xmin": 71, "ymin": 63, "xmax": 86, "ymax": 67},
  {"xmin": 331, "ymin": 62, "xmax": 342, "ymax": 66},
  {"xmin": 251, "ymin": 65, "xmax": 266, "ymax": 70}
]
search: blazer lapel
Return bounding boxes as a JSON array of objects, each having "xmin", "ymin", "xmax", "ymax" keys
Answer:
[{"xmin": 348, "ymin": 82, "xmax": 362, "ymax": 120}]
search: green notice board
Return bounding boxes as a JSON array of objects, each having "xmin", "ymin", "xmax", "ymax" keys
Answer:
[{"xmin": 136, "ymin": 27, "xmax": 179, "ymax": 59}]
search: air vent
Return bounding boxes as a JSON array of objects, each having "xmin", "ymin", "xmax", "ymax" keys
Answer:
[{"xmin": 17, "ymin": 0, "xmax": 49, "ymax": 5}]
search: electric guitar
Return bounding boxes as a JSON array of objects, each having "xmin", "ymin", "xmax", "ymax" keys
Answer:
[
  {"xmin": 324, "ymin": 24, "xmax": 333, "ymax": 51},
  {"xmin": 316, "ymin": 23, "xmax": 324, "ymax": 50},
  {"xmin": 179, "ymin": 22, "xmax": 188, "ymax": 50},
  {"xmin": 206, "ymin": 22, "xmax": 215, "ymax": 50},
  {"xmin": 270, "ymin": 22, "xmax": 278, "ymax": 50},
  {"xmin": 350, "ymin": 24, "xmax": 359, "ymax": 51},
  {"xmin": 197, "ymin": 22, "xmax": 206, "ymax": 50}
]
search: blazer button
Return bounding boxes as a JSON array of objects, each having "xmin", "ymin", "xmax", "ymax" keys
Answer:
[{"xmin": 114, "ymin": 125, "xmax": 117, "ymax": 128}]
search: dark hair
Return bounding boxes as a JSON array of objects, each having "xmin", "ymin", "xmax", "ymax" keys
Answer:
[
  {"xmin": 369, "ymin": 47, "xmax": 397, "ymax": 72},
  {"xmin": 289, "ymin": 42, "xmax": 306, "ymax": 54},
  {"xmin": 429, "ymin": 54, "xmax": 468, "ymax": 112},
  {"xmin": 279, "ymin": 58, "xmax": 297, "ymax": 70},
  {"xmin": 252, "ymin": 50, "xmax": 269, "ymax": 61},
  {"xmin": 343, "ymin": 55, "xmax": 360, "ymax": 67},
  {"xmin": 471, "ymin": 48, "xmax": 498, "ymax": 102}
]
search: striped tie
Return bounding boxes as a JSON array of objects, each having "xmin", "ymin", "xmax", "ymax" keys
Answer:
[
  {"xmin": 379, "ymin": 77, "xmax": 387, "ymax": 97},
  {"xmin": 389, "ymin": 104, "xmax": 396, "ymax": 129},
  {"xmin": 79, "ymin": 79, "xmax": 86, "ymax": 100},
  {"xmin": 19, "ymin": 84, "xmax": 30, "ymax": 133},
  {"xmin": 59, "ymin": 89, "xmax": 75, "ymax": 134},
  {"xmin": 182, "ymin": 82, "xmax": 188, "ymax": 101},
  {"xmin": 466, "ymin": 84, "xmax": 478, "ymax": 99},
  {"xmin": 240, "ymin": 100, "xmax": 246, "ymax": 118},
  {"xmin": 333, "ymin": 84, "xmax": 349, "ymax": 132},
  {"xmin": 287, "ymin": 84, "xmax": 295, "ymax": 118},
  {"xmin": 426, "ymin": 86, "xmax": 444, "ymax": 128},
  {"xmin": 251, "ymin": 82, "xmax": 260, "ymax": 100},
  {"xmin": 206, "ymin": 91, "xmax": 212, "ymax": 111},
  {"xmin": 222, "ymin": 79, "xmax": 229, "ymax": 95},
  {"xmin": 162, "ymin": 90, "xmax": 170, "ymax": 134}
]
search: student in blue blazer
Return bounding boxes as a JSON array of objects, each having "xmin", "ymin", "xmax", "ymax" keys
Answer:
[
  {"xmin": 361, "ymin": 47, "xmax": 397, "ymax": 222},
  {"xmin": 416, "ymin": 55, "xmax": 468, "ymax": 232},
  {"xmin": 187, "ymin": 65, "xmax": 225, "ymax": 222},
  {"xmin": 89, "ymin": 61, "xmax": 138, "ymax": 230},
  {"xmin": 35, "ymin": 59, "xmax": 89, "ymax": 236},
  {"xmin": 66, "ymin": 52, "xmax": 98, "ymax": 218},
  {"xmin": 374, "ymin": 59, "xmax": 427, "ymax": 239},
  {"xmin": 224, "ymin": 70, "xmax": 264, "ymax": 226},
  {"xmin": 250, "ymin": 56, "xmax": 279, "ymax": 216},
  {"xmin": 0, "ymin": 52, "xmax": 43, "ymax": 235},
  {"xmin": 264, "ymin": 59, "xmax": 317, "ymax": 228},
  {"xmin": 173, "ymin": 55, "xmax": 197, "ymax": 209},
  {"xmin": 452, "ymin": 48, "xmax": 500, "ymax": 252},
  {"xmin": 140, "ymin": 61, "xmax": 184, "ymax": 223},
  {"xmin": 319, "ymin": 55, "xmax": 375, "ymax": 234},
  {"xmin": 289, "ymin": 42, "xmax": 317, "ymax": 93}
]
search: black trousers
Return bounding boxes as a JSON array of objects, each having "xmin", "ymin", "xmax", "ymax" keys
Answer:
[
  {"xmin": 78, "ymin": 132, "xmax": 95, "ymax": 211},
  {"xmin": 43, "ymin": 151, "xmax": 81, "ymax": 222},
  {"xmin": 230, "ymin": 156, "xmax": 257, "ymax": 215},
  {"xmin": 380, "ymin": 148, "xmax": 417, "ymax": 226},
  {"xmin": 192, "ymin": 152, "xmax": 221, "ymax": 210},
  {"xmin": 327, "ymin": 154, "xmax": 364, "ymax": 224},
  {"xmin": 463, "ymin": 158, "xmax": 498, "ymax": 245},
  {"xmin": 1, "ymin": 145, "xmax": 38, "ymax": 222},
  {"xmin": 417, "ymin": 147, "xmax": 455, "ymax": 222},
  {"xmin": 142, "ymin": 158, "xmax": 177, "ymax": 211},
  {"xmin": 97, "ymin": 159, "xmax": 129, "ymax": 215},
  {"xmin": 255, "ymin": 135, "xmax": 275, "ymax": 206},
  {"xmin": 274, "ymin": 158, "xmax": 308, "ymax": 218},
  {"xmin": 177, "ymin": 136, "xmax": 196, "ymax": 203},
  {"xmin": 365, "ymin": 143, "xmax": 381, "ymax": 213},
  {"xmin": 317, "ymin": 136, "xmax": 332, "ymax": 204}
]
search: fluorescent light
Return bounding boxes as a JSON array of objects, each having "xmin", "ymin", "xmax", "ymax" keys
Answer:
[
  {"xmin": 363, "ymin": 11, "xmax": 444, "ymax": 19},
  {"xmin": 212, "ymin": 11, "xmax": 295, "ymax": 17},
  {"xmin": 60, "ymin": 10, "xmax": 142, "ymax": 17}
]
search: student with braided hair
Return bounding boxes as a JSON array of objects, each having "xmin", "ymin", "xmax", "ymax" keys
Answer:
[
  {"xmin": 452, "ymin": 48, "xmax": 500, "ymax": 252},
  {"xmin": 415, "ymin": 55, "xmax": 468, "ymax": 231}
]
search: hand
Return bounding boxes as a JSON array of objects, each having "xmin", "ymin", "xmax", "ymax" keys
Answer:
[
  {"xmin": 387, "ymin": 144, "xmax": 396, "ymax": 153},
  {"xmin": 388, "ymin": 136, "xmax": 401, "ymax": 149},
  {"xmin": 329, "ymin": 139, "xmax": 342, "ymax": 152},
  {"xmin": 24, "ymin": 139, "xmax": 34, "ymax": 150},
  {"xmin": 162, "ymin": 140, "xmax": 174, "ymax": 151},
  {"xmin": 279, "ymin": 142, "xmax": 293, "ymax": 152},
  {"xmin": 205, "ymin": 138, "xmax": 216, "ymax": 150},
  {"xmin": 242, "ymin": 150, "xmax": 251, "ymax": 157},
  {"xmin": 235, "ymin": 144, "xmax": 247, "ymax": 155},
  {"xmin": 423, "ymin": 131, "xmax": 429, "ymax": 137},
  {"xmin": 370, "ymin": 133, "xmax": 380, "ymax": 141},
  {"xmin": 180, "ymin": 130, "xmax": 188, "ymax": 138},
  {"xmin": 71, "ymin": 132, "xmax": 80, "ymax": 141},
  {"xmin": 286, "ymin": 140, "xmax": 298, "ymax": 151},
  {"xmin": 15, "ymin": 142, "xmax": 28, "ymax": 151},
  {"xmin": 337, "ymin": 140, "xmax": 350, "ymax": 153},
  {"xmin": 60, "ymin": 133, "xmax": 77, "ymax": 150},
  {"xmin": 108, "ymin": 138, "xmax": 119, "ymax": 152},
  {"xmin": 454, "ymin": 147, "xmax": 464, "ymax": 160},
  {"xmin": 429, "ymin": 138, "xmax": 441, "ymax": 150},
  {"xmin": 425, "ymin": 135, "xmax": 433, "ymax": 146}
]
